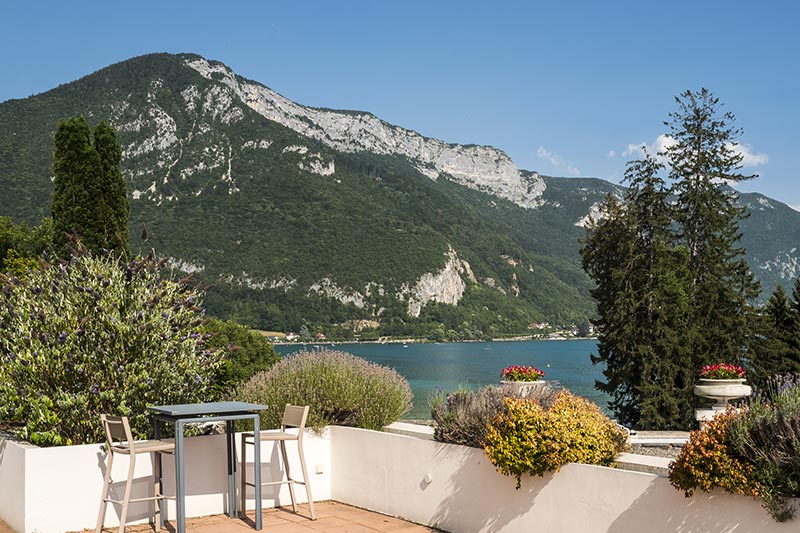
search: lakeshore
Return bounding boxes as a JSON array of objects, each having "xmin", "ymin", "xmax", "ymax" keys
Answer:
[{"xmin": 275, "ymin": 338, "xmax": 608, "ymax": 419}]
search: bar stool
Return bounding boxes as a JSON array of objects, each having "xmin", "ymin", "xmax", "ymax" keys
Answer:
[
  {"xmin": 240, "ymin": 404, "xmax": 316, "ymax": 519},
  {"xmin": 96, "ymin": 415, "xmax": 175, "ymax": 533}
]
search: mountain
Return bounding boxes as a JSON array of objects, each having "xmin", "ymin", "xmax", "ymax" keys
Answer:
[{"xmin": 0, "ymin": 53, "xmax": 797, "ymax": 337}]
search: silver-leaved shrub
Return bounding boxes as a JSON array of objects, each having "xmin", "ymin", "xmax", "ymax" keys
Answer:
[
  {"xmin": 0, "ymin": 252, "xmax": 221, "ymax": 446},
  {"xmin": 235, "ymin": 348, "xmax": 412, "ymax": 431}
]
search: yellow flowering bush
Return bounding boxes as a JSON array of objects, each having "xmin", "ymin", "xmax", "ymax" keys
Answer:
[{"xmin": 484, "ymin": 391, "xmax": 628, "ymax": 488}]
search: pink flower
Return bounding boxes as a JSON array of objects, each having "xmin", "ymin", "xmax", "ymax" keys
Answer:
[
  {"xmin": 699, "ymin": 363, "xmax": 746, "ymax": 379},
  {"xmin": 501, "ymin": 364, "xmax": 545, "ymax": 382}
]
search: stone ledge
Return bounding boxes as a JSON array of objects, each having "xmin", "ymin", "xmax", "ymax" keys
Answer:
[
  {"xmin": 614, "ymin": 452, "xmax": 672, "ymax": 476},
  {"xmin": 384, "ymin": 422, "xmax": 435, "ymax": 440}
]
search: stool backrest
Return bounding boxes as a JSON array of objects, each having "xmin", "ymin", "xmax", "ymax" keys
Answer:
[
  {"xmin": 100, "ymin": 414, "xmax": 134, "ymax": 452},
  {"xmin": 281, "ymin": 405, "xmax": 309, "ymax": 432}
]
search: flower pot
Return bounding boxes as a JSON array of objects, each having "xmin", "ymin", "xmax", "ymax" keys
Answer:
[
  {"xmin": 694, "ymin": 378, "xmax": 752, "ymax": 421},
  {"xmin": 500, "ymin": 380, "xmax": 548, "ymax": 397}
]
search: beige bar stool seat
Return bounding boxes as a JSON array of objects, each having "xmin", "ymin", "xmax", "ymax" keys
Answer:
[
  {"xmin": 240, "ymin": 404, "xmax": 316, "ymax": 520},
  {"xmin": 96, "ymin": 414, "xmax": 175, "ymax": 533}
]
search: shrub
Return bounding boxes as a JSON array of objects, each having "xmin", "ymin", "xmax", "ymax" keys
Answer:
[
  {"xmin": 728, "ymin": 375, "xmax": 800, "ymax": 521},
  {"xmin": 201, "ymin": 318, "xmax": 280, "ymax": 396},
  {"xmin": 669, "ymin": 411, "xmax": 760, "ymax": 500},
  {"xmin": 429, "ymin": 382, "xmax": 558, "ymax": 448},
  {"xmin": 233, "ymin": 348, "xmax": 412, "ymax": 431},
  {"xmin": 0, "ymin": 252, "xmax": 221, "ymax": 446},
  {"xmin": 484, "ymin": 391, "xmax": 628, "ymax": 488}
]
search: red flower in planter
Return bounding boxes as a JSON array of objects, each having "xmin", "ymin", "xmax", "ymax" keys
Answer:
[
  {"xmin": 501, "ymin": 365, "xmax": 545, "ymax": 382},
  {"xmin": 699, "ymin": 363, "xmax": 746, "ymax": 379}
]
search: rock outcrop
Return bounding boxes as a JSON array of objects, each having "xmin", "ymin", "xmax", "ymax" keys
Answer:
[{"xmin": 185, "ymin": 57, "xmax": 545, "ymax": 208}]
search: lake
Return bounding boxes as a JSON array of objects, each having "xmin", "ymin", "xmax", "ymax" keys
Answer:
[{"xmin": 275, "ymin": 339, "xmax": 609, "ymax": 419}]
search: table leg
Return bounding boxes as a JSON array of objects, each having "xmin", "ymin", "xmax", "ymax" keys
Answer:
[
  {"xmin": 176, "ymin": 420, "xmax": 186, "ymax": 533},
  {"xmin": 253, "ymin": 415, "xmax": 262, "ymax": 530},
  {"xmin": 226, "ymin": 420, "xmax": 236, "ymax": 517},
  {"xmin": 153, "ymin": 419, "xmax": 165, "ymax": 527}
]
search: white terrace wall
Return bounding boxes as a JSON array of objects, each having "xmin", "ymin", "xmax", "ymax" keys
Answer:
[
  {"xmin": 0, "ymin": 430, "xmax": 331, "ymax": 533},
  {"xmin": 330, "ymin": 426, "xmax": 796, "ymax": 533},
  {"xmin": 2, "ymin": 426, "xmax": 799, "ymax": 533}
]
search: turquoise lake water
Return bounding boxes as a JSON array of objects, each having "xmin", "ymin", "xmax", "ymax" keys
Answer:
[{"xmin": 274, "ymin": 339, "xmax": 609, "ymax": 419}]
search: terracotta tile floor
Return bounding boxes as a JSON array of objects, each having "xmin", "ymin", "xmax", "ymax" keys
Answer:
[{"xmin": 51, "ymin": 502, "xmax": 436, "ymax": 533}]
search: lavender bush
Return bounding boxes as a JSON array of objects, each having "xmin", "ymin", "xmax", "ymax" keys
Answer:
[
  {"xmin": 429, "ymin": 382, "xmax": 558, "ymax": 448},
  {"xmin": 0, "ymin": 252, "xmax": 221, "ymax": 446},
  {"xmin": 234, "ymin": 348, "xmax": 412, "ymax": 431}
]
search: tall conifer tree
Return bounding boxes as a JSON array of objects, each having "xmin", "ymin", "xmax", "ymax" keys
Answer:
[
  {"xmin": 94, "ymin": 121, "xmax": 130, "ymax": 257},
  {"xmin": 51, "ymin": 117, "xmax": 129, "ymax": 257},
  {"xmin": 751, "ymin": 283, "xmax": 800, "ymax": 387},
  {"xmin": 583, "ymin": 89, "xmax": 759, "ymax": 429},
  {"xmin": 666, "ymin": 88, "xmax": 760, "ymax": 374},
  {"xmin": 583, "ymin": 154, "xmax": 690, "ymax": 428}
]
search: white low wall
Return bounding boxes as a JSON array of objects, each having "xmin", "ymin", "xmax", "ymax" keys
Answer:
[
  {"xmin": 330, "ymin": 426, "xmax": 796, "ymax": 533},
  {"xmin": 0, "ymin": 430, "xmax": 331, "ymax": 533},
  {"xmin": 2, "ymin": 425, "xmax": 798, "ymax": 533}
]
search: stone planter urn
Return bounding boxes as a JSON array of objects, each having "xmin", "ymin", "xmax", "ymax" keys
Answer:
[
  {"xmin": 694, "ymin": 378, "xmax": 752, "ymax": 421},
  {"xmin": 500, "ymin": 380, "xmax": 548, "ymax": 396}
]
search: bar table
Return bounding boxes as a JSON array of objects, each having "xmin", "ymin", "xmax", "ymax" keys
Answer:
[{"xmin": 148, "ymin": 401, "xmax": 267, "ymax": 533}]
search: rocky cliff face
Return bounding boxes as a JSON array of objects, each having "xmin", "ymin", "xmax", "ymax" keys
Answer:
[{"xmin": 184, "ymin": 56, "xmax": 546, "ymax": 208}]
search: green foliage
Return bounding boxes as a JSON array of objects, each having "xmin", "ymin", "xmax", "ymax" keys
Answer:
[
  {"xmin": 233, "ymin": 348, "xmax": 412, "ymax": 431},
  {"xmin": 430, "ymin": 383, "xmax": 557, "ymax": 448},
  {"xmin": 0, "ymin": 216, "xmax": 52, "ymax": 276},
  {"xmin": 0, "ymin": 250, "xmax": 221, "ymax": 446},
  {"xmin": 484, "ymin": 391, "xmax": 628, "ymax": 488},
  {"xmin": 669, "ymin": 411, "xmax": 760, "ymax": 499},
  {"xmin": 51, "ymin": 118, "xmax": 129, "ymax": 257},
  {"xmin": 582, "ymin": 90, "xmax": 759, "ymax": 430},
  {"xmin": 200, "ymin": 317, "xmax": 280, "ymax": 395}
]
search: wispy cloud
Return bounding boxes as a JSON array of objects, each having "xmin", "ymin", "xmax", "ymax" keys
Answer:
[
  {"xmin": 622, "ymin": 134, "xmax": 676, "ymax": 163},
  {"xmin": 619, "ymin": 135, "xmax": 767, "ymax": 168},
  {"xmin": 607, "ymin": 150, "xmax": 617, "ymax": 158},
  {"xmin": 536, "ymin": 146, "xmax": 581, "ymax": 176},
  {"xmin": 731, "ymin": 143, "xmax": 768, "ymax": 166}
]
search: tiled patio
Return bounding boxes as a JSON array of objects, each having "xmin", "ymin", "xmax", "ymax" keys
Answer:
[{"xmin": 0, "ymin": 502, "xmax": 437, "ymax": 533}]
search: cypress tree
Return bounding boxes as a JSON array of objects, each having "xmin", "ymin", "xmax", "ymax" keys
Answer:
[
  {"xmin": 94, "ymin": 121, "xmax": 130, "ymax": 257},
  {"xmin": 51, "ymin": 117, "xmax": 129, "ymax": 257}
]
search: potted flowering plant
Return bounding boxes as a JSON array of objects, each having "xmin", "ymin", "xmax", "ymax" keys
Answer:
[
  {"xmin": 699, "ymin": 363, "xmax": 746, "ymax": 380},
  {"xmin": 500, "ymin": 365, "xmax": 546, "ymax": 382},
  {"xmin": 694, "ymin": 363, "xmax": 751, "ymax": 421},
  {"xmin": 500, "ymin": 365, "xmax": 547, "ymax": 396}
]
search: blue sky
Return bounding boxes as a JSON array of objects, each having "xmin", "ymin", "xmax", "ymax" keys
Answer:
[{"xmin": 2, "ymin": 1, "xmax": 798, "ymax": 207}]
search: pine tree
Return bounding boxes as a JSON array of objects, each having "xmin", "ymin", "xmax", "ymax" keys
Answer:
[
  {"xmin": 583, "ymin": 89, "xmax": 760, "ymax": 430},
  {"xmin": 583, "ymin": 194, "xmax": 641, "ymax": 425},
  {"xmin": 582, "ymin": 154, "xmax": 690, "ymax": 428},
  {"xmin": 667, "ymin": 89, "xmax": 760, "ymax": 373},
  {"xmin": 51, "ymin": 117, "xmax": 129, "ymax": 257},
  {"xmin": 750, "ymin": 284, "xmax": 800, "ymax": 387}
]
